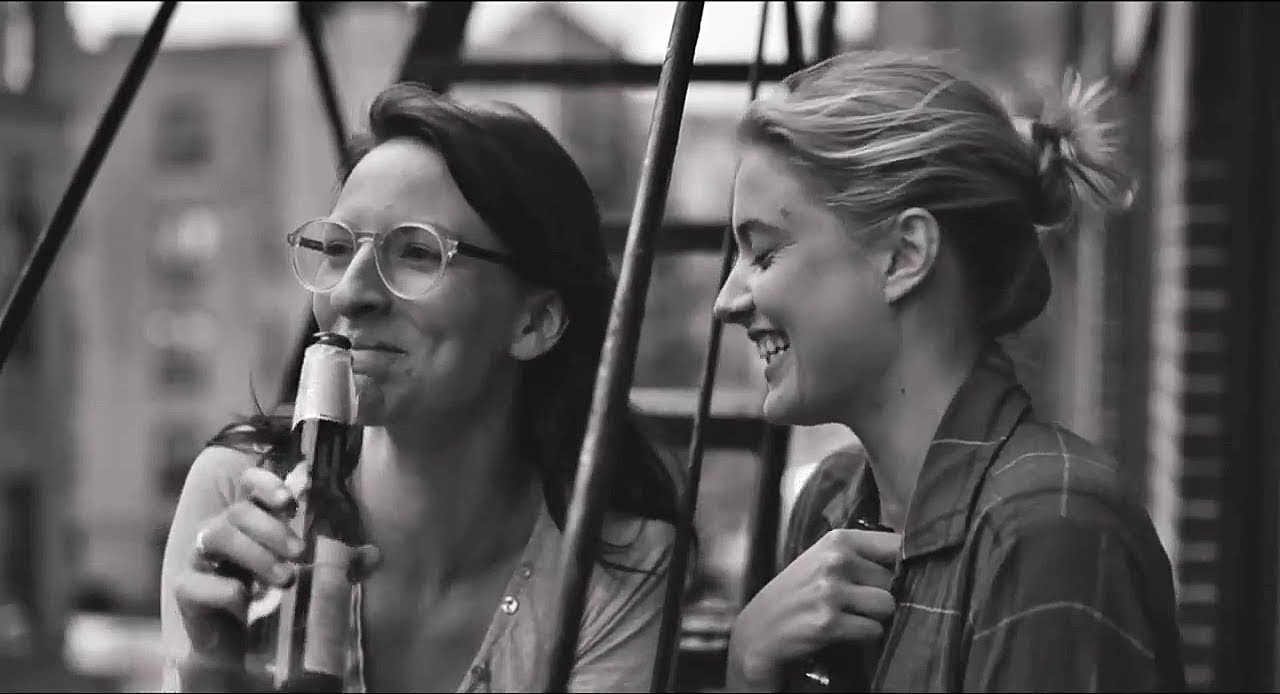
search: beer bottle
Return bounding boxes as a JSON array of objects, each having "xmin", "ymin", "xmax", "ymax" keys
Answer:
[{"xmin": 271, "ymin": 331, "xmax": 366, "ymax": 692}]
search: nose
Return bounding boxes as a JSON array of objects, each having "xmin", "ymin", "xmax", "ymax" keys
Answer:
[
  {"xmin": 712, "ymin": 260, "xmax": 753, "ymax": 327},
  {"xmin": 327, "ymin": 241, "xmax": 390, "ymax": 318}
]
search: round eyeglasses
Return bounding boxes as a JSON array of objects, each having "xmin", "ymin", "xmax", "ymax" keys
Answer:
[{"xmin": 285, "ymin": 219, "xmax": 518, "ymax": 300}]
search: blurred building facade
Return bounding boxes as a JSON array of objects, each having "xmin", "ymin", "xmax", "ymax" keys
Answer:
[
  {"xmin": 67, "ymin": 36, "xmax": 298, "ymax": 612},
  {"xmin": 0, "ymin": 0, "xmax": 83, "ymax": 661},
  {"xmin": 42, "ymin": 2, "xmax": 1280, "ymax": 691}
]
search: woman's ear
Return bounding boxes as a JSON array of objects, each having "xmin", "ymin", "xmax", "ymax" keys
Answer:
[
  {"xmin": 881, "ymin": 207, "xmax": 941, "ymax": 304},
  {"xmin": 510, "ymin": 289, "xmax": 570, "ymax": 361}
]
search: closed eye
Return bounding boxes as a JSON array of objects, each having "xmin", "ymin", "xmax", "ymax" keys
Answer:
[
  {"xmin": 751, "ymin": 249, "xmax": 776, "ymax": 269},
  {"xmin": 298, "ymin": 236, "xmax": 353, "ymax": 258},
  {"xmin": 399, "ymin": 242, "xmax": 443, "ymax": 262}
]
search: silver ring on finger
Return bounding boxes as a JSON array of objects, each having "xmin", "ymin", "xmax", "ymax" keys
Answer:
[{"xmin": 194, "ymin": 527, "xmax": 212, "ymax": 558}]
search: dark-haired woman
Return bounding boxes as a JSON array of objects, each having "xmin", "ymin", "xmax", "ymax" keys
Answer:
[{"xmin": 160, "ymin": 84, "xmax": 678, "ymax": 693}]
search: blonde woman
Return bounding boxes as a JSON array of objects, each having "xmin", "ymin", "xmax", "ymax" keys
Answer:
[{"xmin": 715, "ymin": 52, "xmax": 1186, "ymax": 692}]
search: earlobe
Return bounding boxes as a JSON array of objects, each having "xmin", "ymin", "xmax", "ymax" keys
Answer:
[
  {"xmin": 510, "ymin": 290, "xmax": 569, "ymax": 361},
  {"xmin": 882, "ymin": 207, "xmax": 941, "ymax": 305}
]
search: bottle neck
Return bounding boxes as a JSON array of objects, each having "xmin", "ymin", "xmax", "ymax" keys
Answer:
[{"xmin": 296, "ymin": 418, "xmax": 363, "ymax": 544}]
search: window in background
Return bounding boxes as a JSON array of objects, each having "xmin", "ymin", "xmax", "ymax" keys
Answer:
[
  {"xmin": 146, "ymin": 308, "xmax": 215, "ymax": 395},
  {"xmin": 1, "ymin": 2, "xmax": 34, "ymax": 94},
  {"xmin": 155, "ymin": 95, "xmax": 212, "ymax": 168},
  {"xmin": 155, "ymin": 345, "xmax": 208, "ymax": 394},
  {"xmin": 152, "ymin": 203, "xmax": 222, "ymax": 289}
]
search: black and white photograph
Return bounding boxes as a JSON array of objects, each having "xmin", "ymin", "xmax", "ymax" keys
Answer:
[{"xmin": 0, "ymin": 2, "xmax": 1274, "ymax": 692}]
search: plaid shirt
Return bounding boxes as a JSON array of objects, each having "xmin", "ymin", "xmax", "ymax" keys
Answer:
[{"xmin": 780, "ymin": 346, "xmax": 1188, "ymax": 692}]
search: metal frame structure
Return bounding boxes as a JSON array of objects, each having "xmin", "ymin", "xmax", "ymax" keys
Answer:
[
  {"xmin": 544, "ymin": 3, "xmax": 705, "ymax": 688},
  {"xmin": 0, "ymin": 1, "xmax": 1234, "ymax": 692},
  {"xmin": 649, "ymin": 4, "xmax": 774, "ymax": 688},
  {"xmin": 0, "ymin": 0, "xmax": 176, "ymax": 370}
]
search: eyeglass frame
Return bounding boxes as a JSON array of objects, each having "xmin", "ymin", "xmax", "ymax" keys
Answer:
[{"xmin": 284, "ymin": 217, "xmax": 521, "ymax": 300}]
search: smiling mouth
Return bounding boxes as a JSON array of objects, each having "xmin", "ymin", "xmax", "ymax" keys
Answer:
[{"xmin": 751, "ymin": 332, "xmax": 790, "ymax": 364}]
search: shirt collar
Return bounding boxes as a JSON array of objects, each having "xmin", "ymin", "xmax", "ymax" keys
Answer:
[{"xmin": 824, "ymin": 344, "xmax": 1032, "ymax": 560}]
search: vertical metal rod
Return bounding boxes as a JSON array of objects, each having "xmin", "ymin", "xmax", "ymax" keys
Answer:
[
  {"xmin": 278, "ymin": 1, "xmax": 351, "ymax": 406},
  {"xmin": 743, "ymin": 424, "xmax": 790, "ymax": 600},
  {"xmin": 782, "ymin": 0, "xmax": 806, "ymax": 71},
  {"xmin": 542, "ymin": 3, "xmax": 704, "ymax": 691},
  {"xmin": 742, "ymin": 0, "xmax": 805, "ymax": 604},
  {"xmin": 1122, "ymin": 1, "xmax": 1165, "ymax": 93},
  {"xmin": 0, "ymin": 0, "xmax": 178, "ymax": 373},
  {"xmin": 817, "ymin": 1, "xmax": 839, "ymax": 60},
  {"xmin": 1063, "ymin": 0, "xmax": 1087, "ymax": 70},
  {"xmin": 648, "ymin": 3, "xmax": 773, "ymax": 691}
]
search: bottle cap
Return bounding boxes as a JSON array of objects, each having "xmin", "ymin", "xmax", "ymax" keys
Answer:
[{"xmin": 293, "ymin": 334, "xmax": 356, "ymax": 427}]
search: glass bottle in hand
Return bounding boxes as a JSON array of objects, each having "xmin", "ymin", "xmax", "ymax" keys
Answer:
[{"xmin": 272, "ymin": 331, "xmax": 366, "ymax": 692}]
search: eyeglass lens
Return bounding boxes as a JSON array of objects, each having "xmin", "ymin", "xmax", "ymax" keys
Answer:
[{"xmin": 291, "ymin": 221, "xmax": 447, "ymax": 298}]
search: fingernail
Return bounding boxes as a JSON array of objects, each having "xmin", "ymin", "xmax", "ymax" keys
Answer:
[
  {"xmin": 288, "ymin": 537, "xmax": 305, "ymax": 558},
  {"xmin": 275, "ymin": 488, "xmax": 293, "ymax": 506}
]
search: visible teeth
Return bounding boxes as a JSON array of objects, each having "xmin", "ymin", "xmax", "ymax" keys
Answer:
[{"xmin": 754, "ymin": 334, "xmax": 790, "ymax": 363}]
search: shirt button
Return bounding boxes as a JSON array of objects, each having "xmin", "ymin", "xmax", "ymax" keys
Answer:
[
  {"xmin": 500, "ymin": 595, "xmax": 519, "ymax": 615},
  {"xmin": 470, "ymin": 663, "xmax": 490, "ymax": 683},
  {"xmin": 518, "ymin": 563, "xmax": 533, "ymax": 579}
]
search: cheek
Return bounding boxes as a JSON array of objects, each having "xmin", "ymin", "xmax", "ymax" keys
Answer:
[
  {"xmin": 759, "ymin": 254, "xmax": 893, "ymax": 375},
  {"xmin": 312, "ymin": 294, "xmax": 335, "ymax": 329},
  {"xmin": 756, "ymin": 251, "xmax": 886, "ymax": 333},
  {"xmin": 403, "ymin": 280, "xmax": 519, "ymax": 370}
]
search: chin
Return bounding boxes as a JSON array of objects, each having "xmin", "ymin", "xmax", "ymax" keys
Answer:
[
  {"xmin": 761, "ymin": 387, "xmax": 812, "ymax": 427},
  {"xmin": 762, "ymin": 376, "xmax": 845, "ymax": 427}
]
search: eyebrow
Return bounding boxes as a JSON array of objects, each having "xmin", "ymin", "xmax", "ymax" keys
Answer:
[{"xmin": 734, "ymin": 218, "xmax": 788, "ymax": 247}]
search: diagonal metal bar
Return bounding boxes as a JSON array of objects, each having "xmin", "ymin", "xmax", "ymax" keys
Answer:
[
  {"xmin": 817, "ymin": 1, "xmax": 839, "ymax": 60},
  {"xmin": 542, "ymin": 3, "xmax": 705, "ymax": 691},
  {"xmin": 1121, "ymin": 1, "xmax": 1165, "ymax": 94},
  {"xmin": 297, "ymin": 1, "xmax": 352, "ymax": 171},
  {"xmin": 648, "ymin": 2, "xmax": 773, "ymax": 690},
  {"xmin": 396, "ymin": 0, "xmax": 475, "ymax": 90},
  {"xmin": 1063, "ymin": 0, "xmax": 1087, "ymax": 71},
  {"xmin": 0, "ymin": 0, "xmax": 178, "ymax": 373}
]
